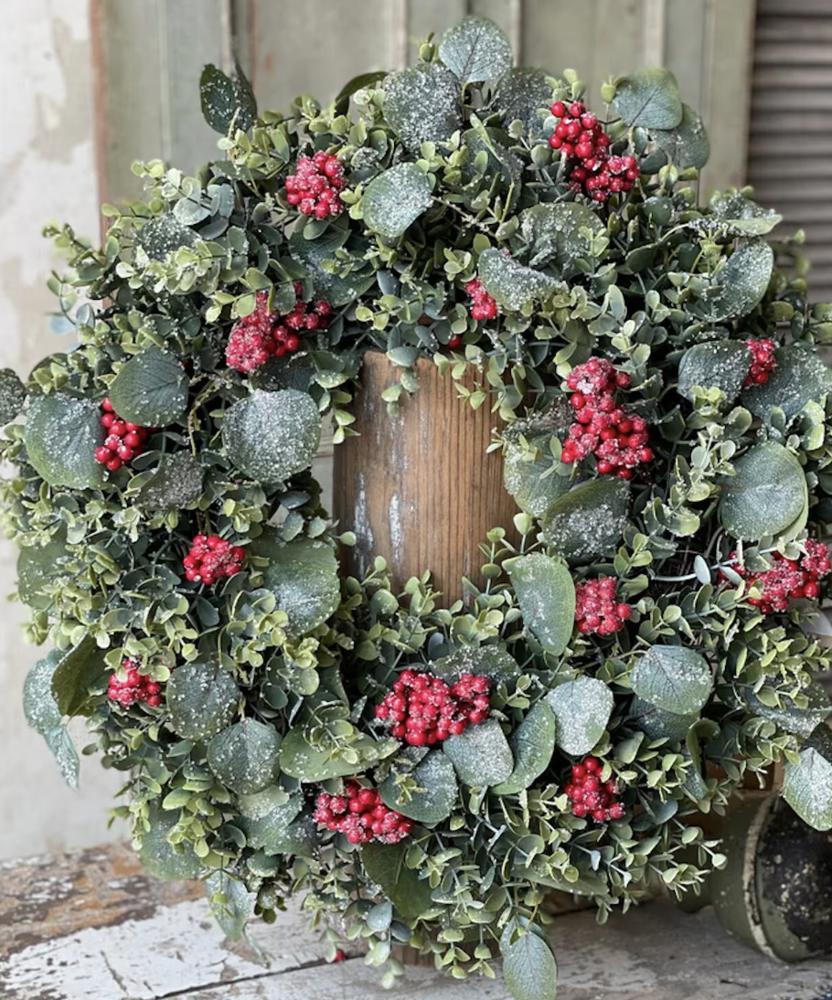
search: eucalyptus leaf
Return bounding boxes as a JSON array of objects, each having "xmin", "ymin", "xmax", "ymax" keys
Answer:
[
  {"xmin": 166, "ymin": 661, "xmax": 240, "ymax": 742},
  {"xmin": 431, "ymin": 645, "xmax": 521, "ymax": 684},
  {"xmin": 508, "ymin": 553, "xmax": 575, "ymax": 656},
  {"xmin": 503, "ymin": 432, "xmax": 570, "ymax": 518},
  {"xmin": 0, "ymin": 368, "xmax": 26, "ymax": 424},
  {"xmin": 743, "ymin": 344, "xmax": 832, "ymax": 419},
  {"xmin": 706, "ymin": 192, "xmax": 782, "ymax": 237},
  {"xmin": 362, "ymin": 164, "xmax": 433, "ymax": 241},
  {"xmin": 438, "ymin": 15, "xmax": 513, "ymax": 83},
  {"xmin": 200, "ymin": 62, "xmax": 257, "ymax": 134},
  {"xmin": 109, "ymin": 346, "xmax": 188, "ymax": 426},
  {"xmin": 547, "ymin": 677, "xmax": 614, "ymax": 756},
  {"xmin": 362, "ymin": 842, "xmax": 434, "ymax": 921},
  {"xmin": 207, "ymin": 719, "xmax": 281, "ymax": 794},
  {"xmin": 612, "ymin": 67, "xmax": 683, "ymax": 129},
  {"xmin": 17, "ymin": 536, "xmax": 70, "ymax": 609},
  {"xmin": 493, "ymin": 702, "xmax": 557, "ymax": 795},
  {"xmin": 137, "ymin": 213, "xmax": 196, "ymax": 259},
  {"xmin": 742, "ymin": 684, "xmax": 831, "ymax": 739},
  {"xmin": 24, "ymin": 394, "xmax": 104, "ymax": 489},
  {"xmin": 478, "ymin": 248, "xmax": 558, "ymax": 311},
  {"xmin": 139, "ymin": 804, "xmax": 203, "ymax": 881},
  {"xmin": 382, "ymin": 65, "xmax": 461, "ymax": 151},
  {"xmin": 520, "ymin": 202, "xmax": 605, "ymax": 275},
  {"xmin": 288, "ymin": 227, "xmax": 373, "ymax": 305},
  {"xmin": 206, "ymin": 870, "xmax": 256, "ymax": 941},
  {"xmin": 444, "ymin": 718, "xmax": 514, "ymax": 786},
  {"xmin": 719, "ymin": 442, "xmax": 807, "ymax": 541},
  {"xmin": 51, "ymin": 635, "xmax": 107, "ymax": 717},
  {"xmin": 223, "ymin": 389, "xmax": 321, "ymax": 483},
  {"xmin": 500, "ymin": 921, "xmax": 558, "ymax": 1000},
  {"xmin": 699, "ymin": 240, "xmax": 774, "ymax": 322},
  {"xmin": 632, "ymin": 697, "xmax": 696, "ymax": 742},
  {"xmin": 24, "ymin": 651, "xmax": 79, "ymax": 788},
  {"xmin": 677, "ymin": 341, "xmax": 750, "ymax": 402},
  {"xmin": 783, "ymin": 727, "xmax": 832, "ymax": 832},
  {"xmin": 652, "ymin": 104, "xmax": 709, "ymax": 169},
  {"xmin": 279, "ymin": 728, "xmax": 397, "ymax": 782},
  {"xmin": 631, "ymin": 645, "xmax": 712, "ymax": 716},
  {"xmin": 138, "ymin": 452, "xmax": 203, "ymax": 509},
  {"xmin": 495, "ymin": 67, "xmax": 551, "ymax": 135},
  {"xmin": 380, "ymin": 750, "xmax": 458, "ymax": 824},
  {"xmin": 541, "ymin": 477, "xmax": 630, "ymax": 562}
]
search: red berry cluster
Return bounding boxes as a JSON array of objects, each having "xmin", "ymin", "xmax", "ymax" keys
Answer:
[
  {"xmin": 743, "ymin": 338, "xmax": 776, "ymax": 388},
  {"xmin": 183, "ymin": 534, "xmax": 245, "ymax": 585},
  {"xmin": 284, "ymin": 151, "xmax": 344, "ymax": 219},
  {"xmin": 225, "ymin": 286, "xmax": 331, "ymax": 373},
  {"xmin": 549, "ymin": 100, "xmax": 640, "ymax": 203},
  {"xmin": 560, "ymin": 358, "xmax": 652, "ymax": 479},
  {"xmin": 313, "ymin": 780, "xmax": 413, "ymax": 845},
  {"xmin": 565, "ymin": 757, "xmax": 625, "ymax": 822},
  {"xmin": 374, "ymin": 669, "xmax": 491, "ymax": 747},
  {"xmin": 464, "ymin": 279, "xmax": 498, "ymax": 322},
  {"xmin": 729, "ymin": 540, "xmax": 831, "ymax": 614},
  {"xmin": 107, "ymin": 657, "xmax": 162, "ymax": 708},
  {"xmin": 575, "ymin": 577, "xmax": 632, "ymax": 636},
  {"xmin": 94, "ymin": 399, "xmax": 151, "ymax": 472}
]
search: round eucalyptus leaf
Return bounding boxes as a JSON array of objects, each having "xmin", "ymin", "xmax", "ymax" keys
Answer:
[
  {"xmin": 500, "ymin": 922, "xmax": 557, "ymax": 1000},
  {"xmin": 382, "ymin": 65, "xmax": 461, "ymax": 151},
  {"xmin": 380, "ymin": 750, "xmax": 458, "ymax": 824},
  {"xmin": 139, "ymin": 804, "xmax": 203, "ymax": 881},
  {"xmin": 700, "ymin": 240, "xmax": 774, "ymax": 322},
  {"xmin": 109, "ymin": 346, "xmax": 188, "ymax": 426},
  {"xmin": 719, "ymin": 442, "xmax": 807, "ymax": 541},
  {"xmin": 493, "ymin": 701, "xmax": 557, "ymax": 795},
  {"xmin": 431, "ymin": 644, "xmax": 521, "ymax": 684},
  {"xmin": 705, "ymin": 192, "xmax": 782, "ymax": 237},
  {"xmin": 362, "ymin": 164, "xmax": 433, "ymax": 241},
  {"xmin": 17, "ymin": 536, "xmax": 69, "ymax": 609},
  {"xmin": 507, "ymin": 552, "xmax": 575, "ymax": 656},
  {"xmin": 200, "ymin": 62, "xmax": 257, "ymax": 135},
  {"xmin": 138, "ymin": 452, "xmax": 204, "ymax": 509},
  {"xmin": 288, "ymin": 227, "xmax": 374, "ymax": 305},
  {"xmin": 362, "ymin": 843, "xmax": 434, "ymax": 921},
  {"xmin": 612, "ymin": 68, "xmax": 683, "ymax": 129},
  {"xmin": 495, "ymin": 67, "xmax": 551, "ymax": 135},
  {"xmin": 520, "ymin": 202, "xmax": 605, "ymax": 276},
  {"xmin": 24, "ymin": 394, "xmax": 104, "ymax": 489},
  {"xmin": 136, "ymin": 212, "xmax": 197, "ymax": 260},
  {"xmin": 279, "ymin": 728, "xmax": 396, "ymax": 782},
  {"xmin": 632, "ymin": 697, "xmax": 697, "ymax": 741},
  {"xmin": 223, "ymin": 388, "xmax": 321, "ymax": 483},
  {"xmin": 652, "ymin": 104, "xmax": 710, "ymax": 169},
  {"xmin": 241, "ymin": 794, "xmax": 306, "ymax": 854},
  {"xmin": 631, "ymin": 645, "xmax": 712, "ymax": 716},
  {"xmin": 478, "ymin": 248, "xmax": 557, "ymax": 311},
  {"xmin": 743, "ymin": 344, "xmax": 832, "ymax": 420},
  {"xmin": 541, "ymin": 477, "xmax": 630, "ymax": 562},
  {"xmin": 443, "ymin": 718, "xmax": 514, "ymax": 786},
  {"xmin": 0, "ymin": 368, "xmax": 26, "ymax": 424},
  {"xmin": 207, "ymin": 719, "xmax": 281, "ymax": 794},
  {"xmin": 546, "ymin": 677, "xmax": 614, "ymax": 756},
  {"xmin": 438, "ymin": 15, "xmax": 513, "ymax": 83},
  {"xmin": 783, "ymin": 728, "xmax": 832, "ymax": 832},
  {"xmin": 166, "ymin": 661, "xmax": 240, "ymax": 742},
  {"xmin": 677, "ymin": 341, "xmax": 750, "ymax": 402}
]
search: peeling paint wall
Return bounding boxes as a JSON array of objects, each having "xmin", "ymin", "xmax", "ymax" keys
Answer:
[{"xmin": 0, "ymin": 0, "xmax": 122, "ymax": 860}]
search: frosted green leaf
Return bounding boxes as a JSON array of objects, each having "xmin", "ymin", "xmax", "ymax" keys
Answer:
[
  {"xmin": 223, "ymin": 388, "xmax": 321, "ymax": 483},
  {"xmin": 743, "ymin": 684, "xmax": 830, "ymax": 739},
  {"xmin": 462, "ymin": 128, "xmax": 523, "ymax": 189},
  {"xmin": 362, "ymin": 164, "xmax": 433, "ymax": 241},
  {"xmin": 783, "ymin": 727, "xmax": 832, "ymax": 832},
  {"xmin": 719, "ymin": 442, "xmax": 807, "ymax": 540},
  {"xmin": 251, "ymin": 532, "xmax": 340, "ymax": 636},
  {"xmin": 240, "ymin": 794, "xmax": 308, "ymax": 854},
  {"xmin": 504, "ymin": 432, "xmax": 570, "ymax": 518},
  {"xmin": 493, "ymin": 702, "xmax": 557, "ymax": 795},
  {"xmin": 702, "ymin": 192, "xmax": 782, "ymax": 237},
  {"xmin": 438, "ymin": 15, "xmax": 513, "ymax": 84},
  {"xmin": 0, "ymin": 368, "xmax": 26, "ymax": 424},
  {"xmin": 743, "ymin": 344, "xmax": 832, "ymax": 419},
  {"xmin": 444, "ymin": 718, "xmax": 514, "ymax": 786},
  {"xmin": 236, "ymin": 785, "xmax": 292, "ymax": 821},
  {"xmin": 362, "ymin": 843, "xmax": 434, "ymax": 921},
  {"xmin": 520, "ymin": 202, "xmax": 605, "ymax": 275},
  {"xmin": 207, "ymin": 719, "xmax": 281, "ymax": 794},
  {"xmin": 541, "ymin": 478, "xmax": 630, "ymax": 562},
  {"xmin": 495, "ymin": 67, "xmax": 551, "ymax": 135},
  {"xmin": 547, "ymin": 677, "xmax": 614, "ymax": 756},
  {"xmin": 206, "ymin": 870, "xmax": 255, "ymax": 941},
  {"xmin": 632, "ymin": 697, "xmax": 696, "ymax": 741},
  {"xmin": 138, "ymin": 452, "xmax": 204, "ymax": 509},
  {"xmin": 288, "ymin": 227, "xmax": 374, "ymax": 305},
  {"xmin": 382, "ymin": 65, "xmax": 461, "ymax": 151},
  {"xmin": 166, "ymin": 661, "xmax": 239, "ymax": 742},
  {"xmin": 279, "ymin": 728, "xmax": 397, "ymax": 782},
  {"xmin": 612, "ymin": 67, "xmax": 683, "ymax": 129},
  {"xmin": 631, "ymin": 645, "xmax": 712, "ymax": 716},
  {"xmin": 109, "ymin": 346, "xmax": 188, "ymax": 426},
  {"xmin": 137, "ymin": 212, "xmax": 196, "ymax": 260},
  {"xmin": 24, "ymin": 394, "xmax": 104, "ymax": 489},
  {"xmin": 17, "ymin": 536, "xmax": 69, "ymax": 609},
  {"xmin": 432, "ymin": 644, "xmax": 521, "ymax": 684},
  {"xmin": 652, "ymin": 104, "xmax": 710, "ymax": 169},
  {"xmin": 24, "ymin": 651, "xmax": 63, "ymax": 734},
  {"xmin": 43, "ymin": 726, "xmax": 80, "ymax": 789},
  {"xmin": 500, "ymin": 921, "xmax": 558, "ymax": 1000},
  {"xmin": 380, "ymin": 750, "xmax": 458, "ymax": 824},
  {"xmin": 200, "ymin": 62, "xmax": 257, "ymax": 135},
  {"xmin": 508, "ymin": 553, "xmax": 575, "ymax": 656},
  {"xmin": 51, "ymin": 635, "xmax": 107, "ymax": 717},
  {"xmin": 699, "ymin": 239, "xmax": 774, "ymax": 322},
  {"xmin": 139, "ymin": 804, "xmax": 203, "ymax": 881},
  {"xmin": 677, "ymin": 341, "xmax": 750, "ymax": 402},
  {"xmin": 478, "ymin": 248, "xmax": 558, "ymax": 311}
]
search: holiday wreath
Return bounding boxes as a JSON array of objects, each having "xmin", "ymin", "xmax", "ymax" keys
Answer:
[{"xmin": 6, "ymin": 15, "xmax": 832, "ymax": 998}]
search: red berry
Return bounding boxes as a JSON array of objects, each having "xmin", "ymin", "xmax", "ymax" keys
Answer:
[
  {"xmin": 565, "ymin": 756, "xmax": 624, "ymax": 823},
  {"xmin": 743, "ymin": 338, "xmax": 776, "ymax": 388},
  {"xmin": 95, "ymin": 401, "xmax": 151, "ymax": 470},
  {"xmin": 226, "ymin": 287, "xmax": 331, "ymax": 374},
  {"xmin": 107, "ymin": 656, "xmax": 164, "ymax": 709},
  {"xmin": 727, "ymin": 539, "xmax": 831, "ymax": 614},
  {"xmin": 182, "ymin": 533, "xmax": 245, "ymax": 586},
  {"xmin": 375, "ymin": 669, "xmax": 491, "ymax": 746},
  {"xmin": 314, "ymin": 780, "xmax": 412, "ymax": 845},
  {"xmin": 284, "ymin": 153, "xmax": 344, "ymax": 219}
]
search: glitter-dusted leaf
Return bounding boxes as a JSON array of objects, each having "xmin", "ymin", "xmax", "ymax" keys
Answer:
[
  {"xmin": 207, "ymin": 719, "xmax": 281, "ymax": 794},
  {"xmin": 632, "ymin": 697, "xmax": 696, "ymax": 741},
  {"xmin": 206, "ymin": 870, "xmax": 256, "ymax": 941},
  {"xmin": 431, "ymin": 644, "xmax": 521, "ymax": 684},
  {"xmin": 51, "ymin": 634, "xmax": 108, "ymax": 717},
  {"xmin": 223, "ymin": 388, "xmax": 321, "ymax": 483},
  {"xmin": 136, "ymin": 212, "xmax": 197, "ymax": 260},
  {"xmin": 382, "ymin": 65, "xmax": 461, "ymax": 151},
  {"xmin": 612, "ymin": 67, "xmax": 683, "ymax": 129},
  {"xmin": 541, "ymin": 477, "xmax": 630, "ymax": 562},
  {"xmin": 139, "ymin": 804, "xmax": 203, "ymax": 881},
  {"xmin": 743, "ymin": 344, "xmax": 832, "ymax": 419},
  {"xmin": 166, "ymin": 661, "xmax": 239, "ymax": 742},
  {"xmin": 438, "ymin": 15, "xmax": 513, "ymax": 84},
  {"xmin": 783, "ymin": 726, "xmax": 832, "ymax": 832},
  {"xmin": 547, "ymin": 677, "xmax": 614, "ymax": 756},
  {"xmin": 500, "ymin": 921, "xmax": 558, "ymax": 1000},
  {"xmin": 652, "ymin": 104, "xmax": 709, "ymax": 169},
  {"xmin": 17, "ymin": 535, "xmax": 70, "ymax": 609},
  {"xmin": 24, "ymin": 394, "xmax": 104, "ymax": 490},
  {"xmin": 381, "ymin": 749, "xmax": 458, "ymax": 824},
  {"xmin": 288, "ymin": 226, "xmax": 374, "ymax": 305},
  {"xmin": 742, "ymin": 683, "xmax": 831, "ymax": 739},
  {"xmin": 702, "ymin": 192, "xmax": 782, "ymax": 237},
  {"xmin": 43, "ymin": 726, "xmax": 80, "ymax": 789},
  {"xmin": 138, "ymin": 452, "xmax": 204, "ymax": 509},
  {"xmin": 508, "ymin": 553, "xmax": 575, "ymax": 656},
  {"xmin": 631, "ymin": 645, "xmax": 712, "ymax": 716},
  {"xmin": 240, "ymin": 793, "xmax": 310, "ymax": 854},
  {"xmin": 200, "ymin": 62, "xmax": 257, "ymax": 135},
  {"xmin": 24, "ymin": 651, "xmax": 80, "ymax": 788},
  {"xmin": 504, "ymin": 431, "xmax": 571, "ymax": 518},
  {"xmin": 362, "ymin": 842, "xmax": 434, "ymax": 921},
  {"xmin": 493, "ymin": 701, "xmax": 557, "ymax": 795},
  {"xmin": 520, "ymin": 202, "xmax": 605, "ymax": 275},
  {"xmin": 362, "ymin": 164, "xmax": 434, "ymax": 241},
  {"xmin": 109, "ymin": 346, "xmax": 188, "ymax": 426},
  {"xmin": 478, "ymin": 248, "xmax": 558, "ymax": 311},
  {"xmin": 279, "ymin": 728, "xmax": 397, "ymax": 782},
  {"xmin": 719, "ymin": 441, "xmax": 807, "ymax": 540},
  {"xmin": 677, "ymin": 341, "xmax": 750, "ymax": 402},
  {"xmin": 0, "ymin": 368, "xmax": 26, "ymax": 424},
  {"xmin": 699, "ymin": 239, "xmax": 774, "ymax": 322},
  {"xmin": 444, "ymin": 718, "xmax": 514, "ymax": 786},
  {"xmin": 495, "ymin": 67, "xmax": 551, "ymax": 135}
]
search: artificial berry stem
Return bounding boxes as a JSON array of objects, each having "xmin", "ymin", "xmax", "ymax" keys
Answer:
[
  {"xmin": 375, "ymin": 668, "xmax": 491, "ymax": 747},
  {"xmin": 565, "ymin": 756, "xmax": 625, "ymax": 822},
  {"xmin": 314, "ymin": 780, "xmax": 412, "ymax": 845}
]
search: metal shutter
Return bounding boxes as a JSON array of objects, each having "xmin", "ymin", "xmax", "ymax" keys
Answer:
[{"xmin": 748, "ymin": 0, "xmax": 832, "ymax": 301}]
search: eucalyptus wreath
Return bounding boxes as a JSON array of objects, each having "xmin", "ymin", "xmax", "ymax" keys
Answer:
[{"xmin": 6, "ymin": 15, "xmax": 832, "ymax": 999}]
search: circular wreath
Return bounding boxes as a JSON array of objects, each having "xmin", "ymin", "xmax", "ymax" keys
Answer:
[{"xmin": 7, "ymin": 15, "xmax": 832, "ymax": 998}]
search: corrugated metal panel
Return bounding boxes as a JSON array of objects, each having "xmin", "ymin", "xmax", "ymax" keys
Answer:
[{"xmin": 748, "ymin": 0, "xmax": 832, "ymax": 301}]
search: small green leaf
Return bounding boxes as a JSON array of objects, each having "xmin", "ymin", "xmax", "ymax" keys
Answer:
[
  {"xmin": 223, "ymin": 389, "xmax": 321, "ymax": 483},
  {"xmin": 24, "ymin": 394, "xmax": 104, "ymax": 489},
  {"xmin": 443, "ymin": 718, "xmax": 514, "ymax": 786},
  {"xmin": 166, "ymin": 661, "xmax": 240, "ymax": 742},
  {"xmin": 719, "ymin": 442, "xmax": 807, "ymax": 541},
  {"xmin": 0, "ymin": 368, "xmax": 26, "ymax": 424},
  {"xmin": 677, "ymin": 341, "xmax": 749, "ymax": 402},
  {"xmin": 500, "ymin": 921, "xmax": 558, "ymax": 1000},
  {"xmin": 362, "ymin": 164, "xmax": 433, "ymax": 241},
  {"xmin": 382, "ymin": 65, "xmax": 461, "ymax": 151},
  {"xmin": 541, "ymin": 477, "xmax": 630, "ymax": 562},
  {"xmin": 520, "ymin": 203, "xmax": 605, "ymax": 276},
  {"xmin": 362, "ymin": 842, "xmax": 434, "ymax": 921},
  {"xmin": 547, "ymin": 677, "xmax": 613, "ymax": 756},
  {"xmin": 380, "ymin": 750, "xmax": 458, "ymax": 824},
  {"xmin": 508, "ymin": 553, "xmax": 575, "ymax": 656},
  {"xmin": 200, "ymin": 62, "xmax": 257, "ymax": 134},
  {"xmin": 652, "ymin": 104, "xmax": 709, "ymax": 169},
  {"xmin": 493, "ymin": 702, "xmax": 557, "ymax": 795},
  {"xmin": 699, "ymin": 239, "xmax": 774, "ymax": 322},
  {"xmin": 783, "ymin": 727, "xmax": 832, "ymax": 831},
  {"xmin": 438, "ymin": 15, "xmax": 513, "ymax": 83},
  {"xmin": 478, "ymin": 248, "xmax": 557, "ymax": 311},
  {"xmin": 612, "ymin": 67, "xmax": 683, "ymax": 129},
  {"xmin": 631, "ymin": 645, "xmax": 712, "ymax": 716},
  {"xmin": 743, "ymin": 344, "xmax": 832, "ymax": 420},
  {"xmin": 139, "ymin": 804, "xmax": 203, "ymax": 881},
  {"xmin": 51, "ymin": 635, "xmax": 107, "ymax": 717},
  {"xmin": 109, "ymin": 346, "xmax": 188, "ymax": 426},
  {"xmin": 279, "ymin": 728, "xmax": 397, "ymax": 782},
  {"xmin": 207, "ymin": 720, "xmax": 281, "ymax": 794}
]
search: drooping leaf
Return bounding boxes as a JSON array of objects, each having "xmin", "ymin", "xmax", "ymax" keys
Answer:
[
  {"xmin": 42, "ymin": 726, "xmax": 81, "ymax": 789},
  {"xmin": 493, "ymin": 702, "xmax": 557, "ymax": 795},
  {"xmin": 223, "ymin": 388, "xmax": 321, "ymax": 483},
  {"xmin": 547, "ymin": 677, "xmax": 614, "ymax": 756},
  {"xmin": 279, "ymin": 728, "xmax": 397, "ymax": 782},
  {"xmin": 783, "ymin": 726, "xmax": 832, "ymax": 832},
  {"xmin": 431, "ymin": 644, "xmax": 521, "ymax": 685},
  {"xmin": 200, "ymin": 62, "xmax": 257, "ymax": 135},
  {"xmin": 677, "ymin": 341, "xmax": 750, "ymax": 402},
  {"xmin": 362, "ymin": 842, "xmax": 434, "ymax": 921},
  {"xmin": 362, "ymin": 164, "xmax": 433, "ymax": 241},
  {"xmin": 508, "ymin": 553, "xmax": 575, "ymax": 656},
  {"xmin": 109, "ymin": 346, "xmax": 189, "ymax": 426},
  {"xmin": 438, "ymin": 15, "xmax": 513, "ymax": 84},
  {"xmin": 500, "ymin": 921, "xmax": 558, "ymax": 1000},
  {"xmin": 742, "ymin": 684, "xmax": 831, "ymax": 739},
  {"xmin": 541, "ymin": 477, "xmax": 630, "ymax": 562},
  {"xmin": 51, "ymin": 635, "xmax": 108, "ymax": 717},
  {"xmin": 743, "ymin": 344, "xmax": 832, "ymax": 419},
  {"xmin": 380, "ymin": 750, "xmax": 458, "ymax": 824},
  {"xmin": 166, "ymin": 661, "xmax": 240, "ymax": 742},
  {"xmin": 495, "ymin": 67, "xmax": 551, "ymax": 134},
  {"xmin": 382, "ymin": 65, "xmax": 461, "ymax": 151},
  {"xmin": 704, "ymin": 192, "xmax": 782, "ymax": 237},
  {"xmin": 631, "ymin": 645, "xmax": 713, "ymax": 716},
  {"xmin": 503, "ymin": 431, "xmax": 571, "ymax": 518},
  {"xmin": 138, "ymin": 452, "xmax": 204, "ymax": 509},
  {"xmin": 206, "ymin": 869, "xmax": 256, "ymax": 941},
  {"xmin": 652, "ymin": 104, "xmax": 710, "ymax": 169},
  {"xmin": 612, "ymin": 67, "xmax": 683, "ymax": 129},
  {"xmin": 139, "ymin": 804, "xmax": 203, "ymax": 881},
  {"xmin": 478, "ymin": 248, "xmax": 558, "ymax": 311},
  {"xmin": 23, "ymin": 651, "xmax": 79, "ymax": 788},
  {"xmin": 0, "ymin": 368, "xmax": 26, "ymax": 424},
  {"xmin": 719, "ymin": 441, "xmax": 807, "ymax": 540},
  {"xmin": 207, "ymin": 719, "xmax": 281, "ymax": 794},
  {"xmin": 24, "ymin": 394, "xmax": 104, "ymax": 489},
  {"xmin": 699, "ymin": 239, "xmax": 774, "ymax": 322},
  {"xmin": 520, "ymin": 202, "xmax": 605, "ymax": 276},
  {"xmin": 444, "ymin": 718, "xmax": 514, "ymax": 786}
]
